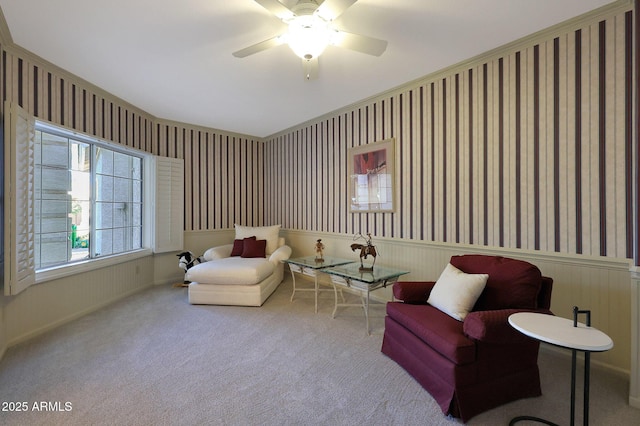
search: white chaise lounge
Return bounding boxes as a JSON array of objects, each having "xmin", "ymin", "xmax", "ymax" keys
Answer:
[{"xmin": 186, "ymin": 225, "xmax": 292, "ymax": 306}]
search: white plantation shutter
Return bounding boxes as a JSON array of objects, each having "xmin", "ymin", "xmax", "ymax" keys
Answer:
[
  {"xmin": 4, "ymin": 102, "xmax": 36, "ymax": 296},
  {"xmin": 153, "ymin": 156, "xmax": 184, "ymax": 253}
]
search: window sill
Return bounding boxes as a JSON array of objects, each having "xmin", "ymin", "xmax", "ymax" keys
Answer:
[{"xmin": 35, "ymin": 248, "xmax": 153, "ymax": 284}]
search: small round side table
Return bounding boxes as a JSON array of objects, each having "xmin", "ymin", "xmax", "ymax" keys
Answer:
[{"xmin": 508, "ymin": 310, "xmax": 613, "ymax": 426}]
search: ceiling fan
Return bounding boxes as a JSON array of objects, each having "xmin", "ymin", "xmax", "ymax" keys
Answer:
[{"xmin": 233, "ymin": 0, "xmax": 388, "ymax": 80}]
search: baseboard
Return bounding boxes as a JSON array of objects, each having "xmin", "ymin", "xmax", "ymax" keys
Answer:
[
  {"xmin": 629, "ymin": 395, "xmax": 640, "ymax": 409},
  {"xmin": 154, "ymin": 273, "xmax": 184, "ymax": 286}
]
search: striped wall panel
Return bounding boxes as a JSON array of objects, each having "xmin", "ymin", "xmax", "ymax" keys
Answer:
[
  {"xmin": 0, "ymin": 46, "xmax": 265, "ymax": 232},
  {"xmin": 180, "ymin": 130, "xmax": 264, "ymax": 231},
  {"xmin": 0, "ymin": 5, "xmax": 636, "ymax": 253},
  {"xmin": 1, "ymin": 51, "xmax": 157, "ymax": 151},
  {"xmin": 264, "ymin": 7, "xmax": 635, "ymax": 261}
]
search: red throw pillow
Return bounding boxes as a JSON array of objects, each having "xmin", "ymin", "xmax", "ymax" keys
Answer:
[
  {"xmin": 230, "ymin": 236, "xmax": 256, "ymax": 256},
  {"xmin": 241, "ymin": 239, "xmax": 267, "ymax": 258}
]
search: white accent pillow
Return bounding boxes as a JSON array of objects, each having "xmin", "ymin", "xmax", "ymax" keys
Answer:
[
  {"xmin": 234, "ymin": 224, "xmax": 281, "ymax": 255},
  {"xmin": 427, "ymin": 263, "xmax": 489, "ymax": 321}
]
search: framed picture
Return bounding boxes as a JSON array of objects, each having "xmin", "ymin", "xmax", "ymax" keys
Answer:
[{"xmin": 348, "ymin": 138, "xmax": 395, "ymax": 213}]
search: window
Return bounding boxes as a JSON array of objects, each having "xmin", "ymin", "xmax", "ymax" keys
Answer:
[
  {"xmin": 4, "ymin": 102, "xmax": 184, "ymax": 296},
  {"xmin": 34, "ymin": 127, "xmax": 143, "ymax": 269}
]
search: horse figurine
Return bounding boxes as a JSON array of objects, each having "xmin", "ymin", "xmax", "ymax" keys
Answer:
[{"xmin": 350, "ymin": 233, "xmax": 377, "ymax": 271}]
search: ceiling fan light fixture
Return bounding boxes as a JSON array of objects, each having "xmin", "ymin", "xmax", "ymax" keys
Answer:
[
  {"xmin": 235, "ymin": 1, "xmax": 387, "ymax": 79},
  {"xmin": 328, "ymin": 29, "xmax": 344, "ymax": 46},
  {"xmin": 286, "ymin": 15, "xmax": 331, "ymax": 60}
]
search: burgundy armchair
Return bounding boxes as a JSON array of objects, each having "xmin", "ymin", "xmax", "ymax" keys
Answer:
[{"xmin": 381, "ymin": 255, "xmax": 553, "ymax": 422}]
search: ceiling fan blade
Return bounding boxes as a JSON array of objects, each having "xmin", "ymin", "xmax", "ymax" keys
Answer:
[
  {"xmin": 254, "ymin": 0, "xmax": 295, "ymax": 21},
  {"xmin": 334, "ymin": 31, "xmax": 387, "ymax": 56},
  {"xmin": 232, "ymin": 36, "xmax": 284, "ymax": 58},
  {"xmin": 302, "ymin": 57, "xmax": 319, "ymax": 81},
  {"xmin": 315, "ymin": 0, "xmax": 358, "ymax": 21}
]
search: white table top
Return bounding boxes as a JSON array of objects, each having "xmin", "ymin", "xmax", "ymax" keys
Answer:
[{"xmin": 508, "ymin": 312, "xmax": 613, "ymax": 352}]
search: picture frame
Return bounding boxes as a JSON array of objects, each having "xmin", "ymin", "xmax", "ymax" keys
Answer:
[{"xmin": 348, "ymin": 138, "xmax": 396, "ymax": 213}]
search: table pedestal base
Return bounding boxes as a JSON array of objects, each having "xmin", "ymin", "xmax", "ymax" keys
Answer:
[
  {"xmin": 510, "ymin": 348, "xmax": 592, "ymax": 426},
  {"xmin": 509, "ymin": 416, "xmax": 558, "ymax": 426},
  {"xmin": 508, "ymin": 309, "xmax": 612, "ymax": 426}
]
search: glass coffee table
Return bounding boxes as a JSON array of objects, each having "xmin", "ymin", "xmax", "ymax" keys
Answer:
[
  {"xmin": 284, "ymin": 256, "xmax": 353, "ymax": 313},
  {"xmin": 321, "ymin": 263, "xmax": 409, "ymax": 334}
]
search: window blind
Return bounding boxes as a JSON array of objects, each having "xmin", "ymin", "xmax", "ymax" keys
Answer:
[
  {"xmin": 153, "ymin": 156, "xmax": 184, "ymax": 253},
  {"xmin": 4, "ymin": 101, "xmax": 36, "ymax": 296}
]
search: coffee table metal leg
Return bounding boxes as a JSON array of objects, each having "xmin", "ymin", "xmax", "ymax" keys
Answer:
[
  {"xmin": 358, "ymin": 291, "xmax": 370, "ymax": 335},
  {"xmin": 314, "ymin": 274, "xmax": 318, "ymax": 313},
  {"xmin": 332, "ymin": 283, "xmax": 338, "ymax": 319},
  {"xmin": 365, "ymin": 289, "xmax": 370, "ymax": 335},
  {"xmin": 289, "ymin": 267, "xmax": 297, "ymax": 302},
  {"xmin": 511, "ymin": 348, "xmax": 593, "ymax": 426}
]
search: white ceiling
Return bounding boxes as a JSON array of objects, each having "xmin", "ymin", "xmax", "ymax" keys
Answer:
[{"xmin": 0, "ymin": 0, "xmax": 614, "ymax": 138}]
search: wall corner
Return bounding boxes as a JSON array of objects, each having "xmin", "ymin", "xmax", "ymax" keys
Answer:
[{"xmin": 0, "ymin": 6, "xmax": 13, "ymax": 45}]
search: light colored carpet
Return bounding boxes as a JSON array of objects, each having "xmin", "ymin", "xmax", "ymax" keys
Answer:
[{"xmin": 0, "ymin": 276, "xmax": 638, "ymax": 425}]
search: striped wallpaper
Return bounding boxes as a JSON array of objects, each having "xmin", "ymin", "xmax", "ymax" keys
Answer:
[
  {"xmin": 264, "ymin": 6, "xmax": 637, "ymax": 262},
  {"xmin": 180, "ymin": 130, "xmax": 264, "ymax": 231},
  {"xmin": 0, "ymin": 3, "xmax": 638, "ymax": 263},
  {"xmin": 0, "ymin": 44, "xmax": 266, "ymax": 233}
]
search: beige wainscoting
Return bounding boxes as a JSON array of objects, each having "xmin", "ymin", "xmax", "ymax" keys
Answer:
[
  {"xmin": 0, "ymin": 290, "xmax": 6, "ymax": 361},
  {"xmin": 630, "ymin": 270, "xmax": 640, "ymax": 408},
  {"xmin": 282, "ymin": 229, "xmax": 632, "ymax": 378},
  {"xmin": 3, "ymin": 256, "xmax": 154, "ymax": 348}
]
